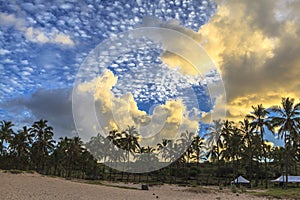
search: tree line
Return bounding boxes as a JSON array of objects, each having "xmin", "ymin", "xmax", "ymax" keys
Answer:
[
  {"xmin": 0, "ymin": 119, "xmax": 98, "ymax": 178},
  {"xmin": 0, "ymin": 97, "xmax": 300, "ymax": 188}
]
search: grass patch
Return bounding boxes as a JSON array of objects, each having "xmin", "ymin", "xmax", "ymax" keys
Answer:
[
  {"xmin": 249, "ymin": 187, "xmax": 300, "ymax": 199},
  {"xmin": 231, "ymin": 185, "xmax": 237, "ymax": 193},
  {"xmin": 4, "ymin": 169, "xmax": 24, "ymax": 174},
  {"xmin": 2, "ymin": 169, "xmax": 36, "ymax": 174}
]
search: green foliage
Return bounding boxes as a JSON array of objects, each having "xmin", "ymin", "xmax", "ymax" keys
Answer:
[
  {"xmin": 4, "ymin": 169, "xmax": 23, "ymax": 174},
  {"xmin": 250, "ymin": 187, "xmax": 300, "ymax": 199},
  {"xmin": 218, "ymin": 184, "xmax": 223, "ymax": 190},
  {"xmin": 1, "ymin": 97, "xmax": 300, "ymax": 191},
  {"xmin": 231, "ymin": 184, "xmax": 237, "ymax": 193},
  {"xmin": 240, "ymin": 185, "xmax": 246, "ymax": 193}
]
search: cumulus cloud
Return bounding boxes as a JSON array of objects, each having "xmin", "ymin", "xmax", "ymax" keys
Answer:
[
  {"xmin": 196, "ymin": 0, "xmax": 300, "ymax": 119},
  {"xmin": 74, "ymin": 70, "xmax": 200, "ymax": 146}
]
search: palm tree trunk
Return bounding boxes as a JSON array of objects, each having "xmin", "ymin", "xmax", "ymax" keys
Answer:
[
  {"xmin": 185, "ymin": 152, "xmax": 190, "ymax": 183},
  {"xmin": 261, "ymin": 131, "xmax": 268, "ymax": 189},
  {"xmin": 285, "ymin": 133, "xmax": 289, "ymax": 189},
  {"xmin": 217, "ymin": 144, "xmax": 220, "ymax": 185},
  {"xmin": 169, "ymin": 165, "xmax": 172, "ymax": 184},
  {"xmin": 232, "ymin": 153, "xmax": 236, "ymax": 180},
  {"xmin": 264, "ymin": 156, "xmax": 268, "ymax": 189},
  {"xmin": 249, "ymin": 151, "xmax": 253, "ymax": 184}
]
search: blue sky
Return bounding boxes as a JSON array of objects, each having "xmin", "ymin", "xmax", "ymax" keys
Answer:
[
  {"xmin": 0, "ymin": 0, "xmax": 217, "ymax": 138},
  {"xmin": 1, "ymin": 0, "xmax": 299, "ymax": 148}
]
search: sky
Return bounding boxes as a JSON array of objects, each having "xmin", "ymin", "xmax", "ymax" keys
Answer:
[{"xmin": 0, "ymin": 0, "xmax": 300, "ymax": 146}]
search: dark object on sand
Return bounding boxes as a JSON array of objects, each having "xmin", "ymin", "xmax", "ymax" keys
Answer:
[{"xmin": 141, "ymin": 184, "xmax": 149, "ymax": 190}]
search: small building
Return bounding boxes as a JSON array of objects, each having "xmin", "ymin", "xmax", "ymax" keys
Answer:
[
  {"xmin": 231, "ymin": 175, "xmax": 250, "ymax": 186},
  {"xmin": 271, "ymin": 176, "xmax": 300, "ymax": 183}
]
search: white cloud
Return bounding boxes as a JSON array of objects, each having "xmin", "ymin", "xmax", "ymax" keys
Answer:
[
  {"xmin": 75, "ymin": 70, "xmax": 200, "ymax": 146},
  {"xmin": 0, "ymin": 49, "xmax": 10, "ymax": 55},
  {"xmin": 0, "ymin": 12, "xmax": 75, "ymax": 46},
  {"xmin": 24, "ymin": 27, "xmax": 75, "ymax": 46},
  {"xmin": 0, "ymin": 12, "xmax": 26, "ymax": 30}
]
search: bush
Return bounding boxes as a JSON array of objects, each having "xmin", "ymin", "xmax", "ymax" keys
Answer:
[
  {"xmin": 219, "ymin": 184, "xmax": 223, "ymax": 190},
  {"xmin": 240, "ymin": 185, "xmax": 247, "ymax": 193},
  {"xmin": 231, "ymin": 184, "xmax": 237, "ymax": 193}
]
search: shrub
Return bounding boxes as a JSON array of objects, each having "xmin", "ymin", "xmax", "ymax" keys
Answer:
[
  {"xmin": 240, "ymin": 185, "xmax": 247, "ymax": 193},
  {"xmin": 219, "ymin": 184, "xmax": 223, "ymax": 190},
  {"xmin": 231, "ymin": 184, "xmax": 237, "ymax": 193}
]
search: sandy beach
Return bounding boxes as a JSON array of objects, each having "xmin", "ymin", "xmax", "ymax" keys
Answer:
[{"xmin": 0, "ymin": 171, "xmax": 269, "ymax": 200}]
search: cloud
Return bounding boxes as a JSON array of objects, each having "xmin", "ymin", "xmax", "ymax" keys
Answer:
[
  {"xmin": 139, "ymin": 17, "xmax": 226, "ymax": 121},
  {"xmin": 24, "ymin": 27, "xmax": 75, "ymax": 46},
  {"xmin": 0, "ymin": 12, "xmax": 26, "ymax": 30},
  {"xmin": 143, "ymin": 0, "xmax": 297, "ymax": 120},
  {"xmin": 0, "ymin": 88, "xmax": 76, "ymax": 139},
  {"xmin": 0, "ymin": 49, "xmax": 10, "ymax": 55},
  {"xmin": 0, "ymin": 12, "xmax": 75, "ymax": 46},
  {"xmin": 196, "ymin": 0, "xmax": 300, "ymax": 119},
  {"xmin": 140, "ymin": 16, "xmax": 215, "ymax": 76},
  {"xmin": 75, "ymin": 70, "xmax": 200, "ymax": 146}
]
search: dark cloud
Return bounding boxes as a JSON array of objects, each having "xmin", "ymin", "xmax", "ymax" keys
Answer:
[{"xmin": 0, "ymin": 88, "xmax": 77, "ymax": 139}]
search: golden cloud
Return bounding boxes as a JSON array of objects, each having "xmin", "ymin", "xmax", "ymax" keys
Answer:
[
  {"xmin": 77, "ymin": 70, "xmax": 200, "ymax": 146},
  {"xmin": 151, "ymin": 0, "xmax": 300, "ymax": 121}
]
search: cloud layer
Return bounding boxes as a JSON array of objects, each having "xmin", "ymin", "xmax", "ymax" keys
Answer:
[
  {"xmin": 0, "ymin": 12, "xmax": 75, "ymax": 45},
  {"xmin": 199, "ymin": 0, "xmax": 300, "ymax": 118}
]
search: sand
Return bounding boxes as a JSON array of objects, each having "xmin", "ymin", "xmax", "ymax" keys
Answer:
[{"xmin": 0, "ymin": 171, "xmax": 268, "ymax": 200}]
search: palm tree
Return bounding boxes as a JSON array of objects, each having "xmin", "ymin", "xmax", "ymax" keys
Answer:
[
  {"xmin": 30, "ymin": 119, "xmax": 55, "ymax": 172},
  {"xmin": 270, "ymin": 97, "xmax": 300, "ymax": 188},
  {"xmin": 55, "ymin": 136, "xmax": 92, "ymax": 178},
  {"xmin": 220, "ymin": 120, "xmax": 234, "ymax": 184},
  {"xmin": 180, "ymin": 130, "xmax": 196, "ymax": 165},
  {"xmin": 191, "ymin": 135, "xmax": 205, "ymax": 184},
  {"xmin": 179, "ymin": 131, "xmax": 196, "ymax": 183},
  {"xmin": 239, "ymin": 118, "xmax": 255, "ymax": 182},
  {"xmin": 79, "ymin": 149, "xmax": 97, "ymax": 179},
  {"xmin": 136, "ymin": 146, "xmax": 158, "ymax": 163},
  {"xmin": 157, "ymin": 139, "xmax": 172, "ymax": 182},
  {"xmin": 247, "ymin": 104, "xmax": 273, "ymax": 188},
  {"xmin": 86, "ymin": 133, "xmax": 111, "ymax": 163},
  {"xmin": 157, "ymin": 139, "xmax": 172, "ymax": 162},
  {"xmin": 67, "ymin": 136, "xmax": 84, "ymax": 177},
  {"xmin": 138, "ymin": 146, "xmax": 158, "ymax": 181},
  {"xmin": 206, "ymin": 145, "xmax": 218, "ymax": 163},
  {"xmin": 10, "ymin": 126, "xmax": 34, "ymax": 169},
  {"xmin": 271, "ymin": 146, "xmax": 285, "ymax": 177},
  {"xmin": 167, "ymin": 140, "xmax": 184, "ymax": 183},
  {"xmin": 231, "ymin": 127, "xmax": 243, "ymax": 179},
  {"xmin": 120, "ymin": 126, "xmax": 140, "ymax": 169},
  {"xmin": 0, "ymin": 120, "xmax": 14, "ymax": 156},
  {"xmin": 191, "ymin": 135, "xmax": 205, "ymax": 164},
  {"xmin": 120, "ymin": 126, "xmax": 140, "ymax": 182},
  {"xmin": 205, "ymin": 119, "xmax": 224, "ymax": 183},
  {"xmin": 55, "ymin": 137, "xmax": 70, "ymax": 176},
  {"xmin": 114, "ymin": 126, "xmax": 140, "ymax": 181}
]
